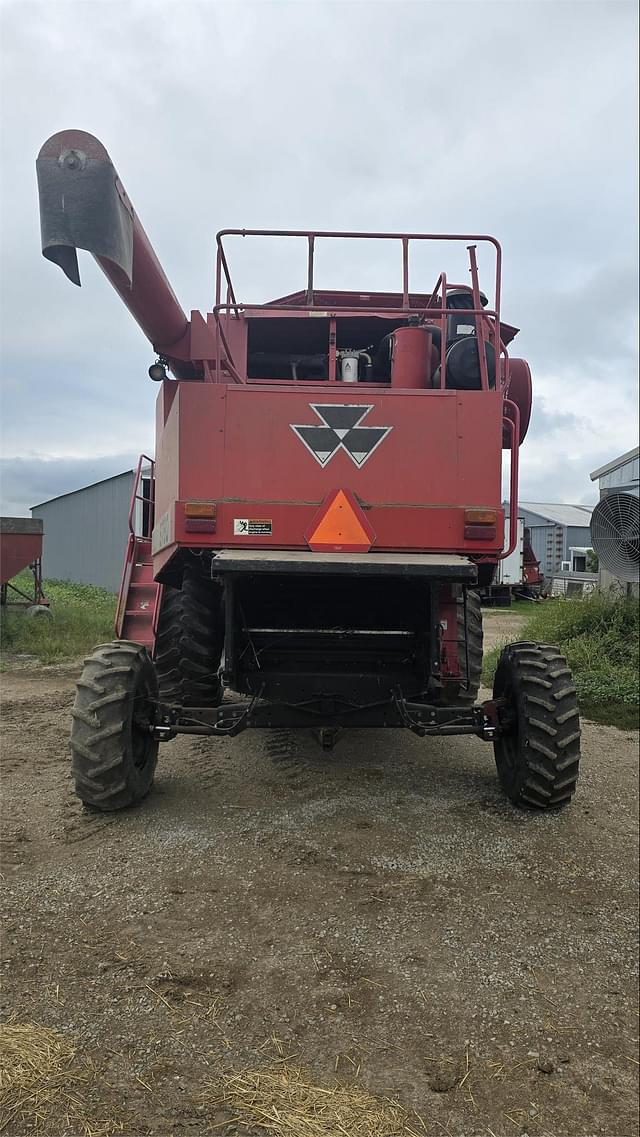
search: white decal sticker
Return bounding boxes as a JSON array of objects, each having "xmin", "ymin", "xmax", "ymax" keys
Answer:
[{"xmin": 234, "ymin": 519, "xmax": 273, "ymax": 536}]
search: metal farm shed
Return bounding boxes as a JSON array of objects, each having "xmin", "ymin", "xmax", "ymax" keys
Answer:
[
  {"xmin": 506, "ymin": 502, "xmax": 594, "ymax": 579},
  {"xmin": 590, "ymin": 446, "xmax": 639, "ymax": 497},
  {"xmin": 590, "ymin": 446, "xmax": 639, "ymax": 592},
  {"xmin": 31, "ymin": 470, "xmax": 136, "ymax": 592}
]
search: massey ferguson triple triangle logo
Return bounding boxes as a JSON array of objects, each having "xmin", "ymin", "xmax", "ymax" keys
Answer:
[{"xmin": 291, "ymin": 404, "xmax": 392, "ymax": 468}]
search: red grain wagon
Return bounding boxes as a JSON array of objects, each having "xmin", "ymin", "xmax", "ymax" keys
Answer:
[{"xmin": 0, "ymin": 517, "xmax": 49, "ymax": 613}]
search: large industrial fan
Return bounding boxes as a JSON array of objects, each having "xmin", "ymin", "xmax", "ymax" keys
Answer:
[{"xmin": 590, "ymin": 492, "xmax": 640, "ymax": 583}]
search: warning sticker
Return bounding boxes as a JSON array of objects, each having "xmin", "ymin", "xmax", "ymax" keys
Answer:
[{"xmin": 234, "ymin": 518, "xmax": 272, "ymax": 536}]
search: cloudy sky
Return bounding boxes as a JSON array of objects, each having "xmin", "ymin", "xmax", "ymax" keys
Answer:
[{"xmin": 0, "ymin": 0, "xmax": 638, "ymax": 515}]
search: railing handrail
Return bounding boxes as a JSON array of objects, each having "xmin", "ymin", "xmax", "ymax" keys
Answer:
[
  {"xmin": 214, "ymin": 228, "xmax": 501, "ymax": 312},
  {"xmin": 212, "ymin": 231, "xmax": 502, "ymax": 391},
  {"xmin": 128, "ymin": 453, "xmax": 155, "ymax": 538},
  {"xmin": 212, "ymin": 301, "xmax": 499, "ymax": 317},
  {"xmin": 501, "ymin": 401, "xmax": 520, "ymax": 560}
]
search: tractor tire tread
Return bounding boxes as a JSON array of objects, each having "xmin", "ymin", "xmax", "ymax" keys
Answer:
[
  {"xmin": 453, "ymin": 590, "xmax": 483, "ymax": 705},
  {"xmin": 493, "ymin": 641, "xmax": 581, "ymax": 810},
  {"xmin": 154, "ymin": 568, "xmax": 223, "ymax": 708},
  {"xmin": 70, "ymin": 641, "xmax": 158, "ymax": 811}
]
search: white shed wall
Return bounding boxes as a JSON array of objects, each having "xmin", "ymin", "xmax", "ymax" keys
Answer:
[{"xmin": 31, "ymin": 472, "xmax": 134, "ymax": 593}]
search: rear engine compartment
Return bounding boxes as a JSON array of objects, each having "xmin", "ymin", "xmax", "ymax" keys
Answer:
[{"xmin": 245, "ymin": 288, "xmax": 496, "ymax": 389}]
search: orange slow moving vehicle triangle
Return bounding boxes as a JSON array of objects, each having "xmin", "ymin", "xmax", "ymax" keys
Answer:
[{"xmin": 306, "ymin": 488, "xmax": 375, "ymax": 552}]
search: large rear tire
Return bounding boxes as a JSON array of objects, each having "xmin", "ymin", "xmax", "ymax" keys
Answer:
[
  {"xmin": 154, "ymin": 567, "xmax": 223, "ymax": 707},
  {"xmin": 70, "ymin": 641, "xmax": 159, "ymax": 811},
  {"xmin": 493, "ymin": 641, "xmax": 580, "ymax": 809}
]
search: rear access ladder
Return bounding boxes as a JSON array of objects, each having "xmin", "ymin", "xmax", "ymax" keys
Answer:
[{"xmin": 115, "ymin": 456, "xmax": 160, "ymax": 651}]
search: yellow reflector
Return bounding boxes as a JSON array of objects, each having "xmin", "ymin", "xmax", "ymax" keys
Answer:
[
  {"xmin": 184, "ymin": 502, "xmax": 216, "ymax": 519},
  {"xmin": 464, "ymin": 508, "xmax": 497, "ymax": 525}
]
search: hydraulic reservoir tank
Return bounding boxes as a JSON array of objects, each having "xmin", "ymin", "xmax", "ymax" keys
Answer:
[{"xmin": 390, "ymin": 326, "xmax": 432, "ymax": 389}]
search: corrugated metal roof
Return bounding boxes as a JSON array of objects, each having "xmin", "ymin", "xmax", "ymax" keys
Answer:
[
  {"xmin": 590, "ymin": 446, "xmax": 640, "ymax": 481},
  {"xmin": 31, "ymin": 469, "xmax": 134, "ymax": 510},
  {"xmin": 519, "ymin": 502, "xmax": 593, "ymax": 527}
]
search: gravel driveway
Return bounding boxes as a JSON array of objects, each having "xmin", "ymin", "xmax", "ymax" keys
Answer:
[{"xmin": 1, "ymin": 611, "xmax": 638, "ymax": 1135}]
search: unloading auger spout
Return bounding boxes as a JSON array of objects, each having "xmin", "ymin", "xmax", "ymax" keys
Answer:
[{"xmin": 37, "ymin": 129, "xmax": 195, "ymax": 378}]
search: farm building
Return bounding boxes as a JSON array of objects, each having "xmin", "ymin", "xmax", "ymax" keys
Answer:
[
  {"xmin": 30, "ymin": 468, "xmax": 149, "ymax": 592},
  {"xmin": 505, "ymin": 502, "xmax": 593, "ymax": 579},
  {"xmin": 590, "ymin": 445, "xmax": 639, "ymax": 592},
  {"xmin": 590, "ymin": 446, "xmax": 639, "ymax": 498}
]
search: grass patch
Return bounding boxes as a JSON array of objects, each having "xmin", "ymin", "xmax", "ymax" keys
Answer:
[
  {"xmin": 482, "ymin": 591, "xmax": 639, "ymax": 730},
  {"xmin": 579, "ymin": 701, "xmax": 639, "ymax": 731},
  {"xmin": 0, "ymin": 572, "xmax": 116, "ymax": 665}
]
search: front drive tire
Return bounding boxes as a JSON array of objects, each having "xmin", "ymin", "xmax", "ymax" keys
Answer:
[
  {"xmin": 493, "ymin": 641, "xmax": 580, "ymax": 809},
  {"xmin": 70, "ymin": 641, "xmax": 159, "ymax": 811}
]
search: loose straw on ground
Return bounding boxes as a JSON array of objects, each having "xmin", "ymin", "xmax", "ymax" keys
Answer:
[
  {"xmin": 202, "ymin": 1062, "xmax": 427, "ymax": 1136},
  {"xmin": 0, "ymin": 1023, "xmax": 118, "ymax": 1136}
]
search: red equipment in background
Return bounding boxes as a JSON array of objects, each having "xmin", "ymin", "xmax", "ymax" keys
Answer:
[
  {"xmin": 523, "ymin": 526, "xmax": 544, "ymax": 592},
  {"xmin": 37, "ymin": 129, "xmax": 580, "ymax": 817},
  {"xmin": 0, "ymin": 518, "xmax": 48, "ymax": 611}
]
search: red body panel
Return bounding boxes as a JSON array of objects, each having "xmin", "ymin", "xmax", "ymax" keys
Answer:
[{"xmin": 152, "ymin": 381, "xmax": 504, "ymax": 574}]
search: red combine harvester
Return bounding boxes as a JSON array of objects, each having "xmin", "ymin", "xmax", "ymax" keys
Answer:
[{"xmin": 37, "ymin": 130, "xmax": 580, "ymax": 813}]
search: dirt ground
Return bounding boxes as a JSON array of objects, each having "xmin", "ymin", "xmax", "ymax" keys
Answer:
[{"xmin": 1, "ymin": 611, "xmax": 638, "ymax": 1136}]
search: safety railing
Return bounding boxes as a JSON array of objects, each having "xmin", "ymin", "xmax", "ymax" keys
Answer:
[
  {"xmin": 501, "ymin": 400, "xmax": 520, "ymax": 560},
  {"xmin": 211, "ymin": 230, "xmax": 504, "ymax": 390},
  {"xmin": 128, "ymin": 454, "xmax": 156, "ymax": 538}
]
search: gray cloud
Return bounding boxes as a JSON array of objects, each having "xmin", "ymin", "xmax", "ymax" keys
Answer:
[
  {"xmin": 1, "ymin": 0, "xmax": 638, "ymax": 515},
  {"xmin": 0, "ymin": 453, "xmax": 139, "ymax": 515}
]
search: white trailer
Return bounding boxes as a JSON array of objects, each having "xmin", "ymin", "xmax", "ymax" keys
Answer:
[{"xmin": 479, "ymin": 518, "xmax": 525, "ymax": 606}]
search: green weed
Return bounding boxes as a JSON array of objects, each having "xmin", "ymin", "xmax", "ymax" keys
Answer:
[
  {"xmin": 482, "ymin": 591, "xmax": 639, "ymax": 730},
  {"xmin": 0, "ymin": 572, "xmax": 116, "ymax": 665}
]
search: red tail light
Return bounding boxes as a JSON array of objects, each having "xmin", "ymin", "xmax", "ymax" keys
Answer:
[{"xmin": 184, "ymin": 502, "xmax": 216, "ymax": 532}]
